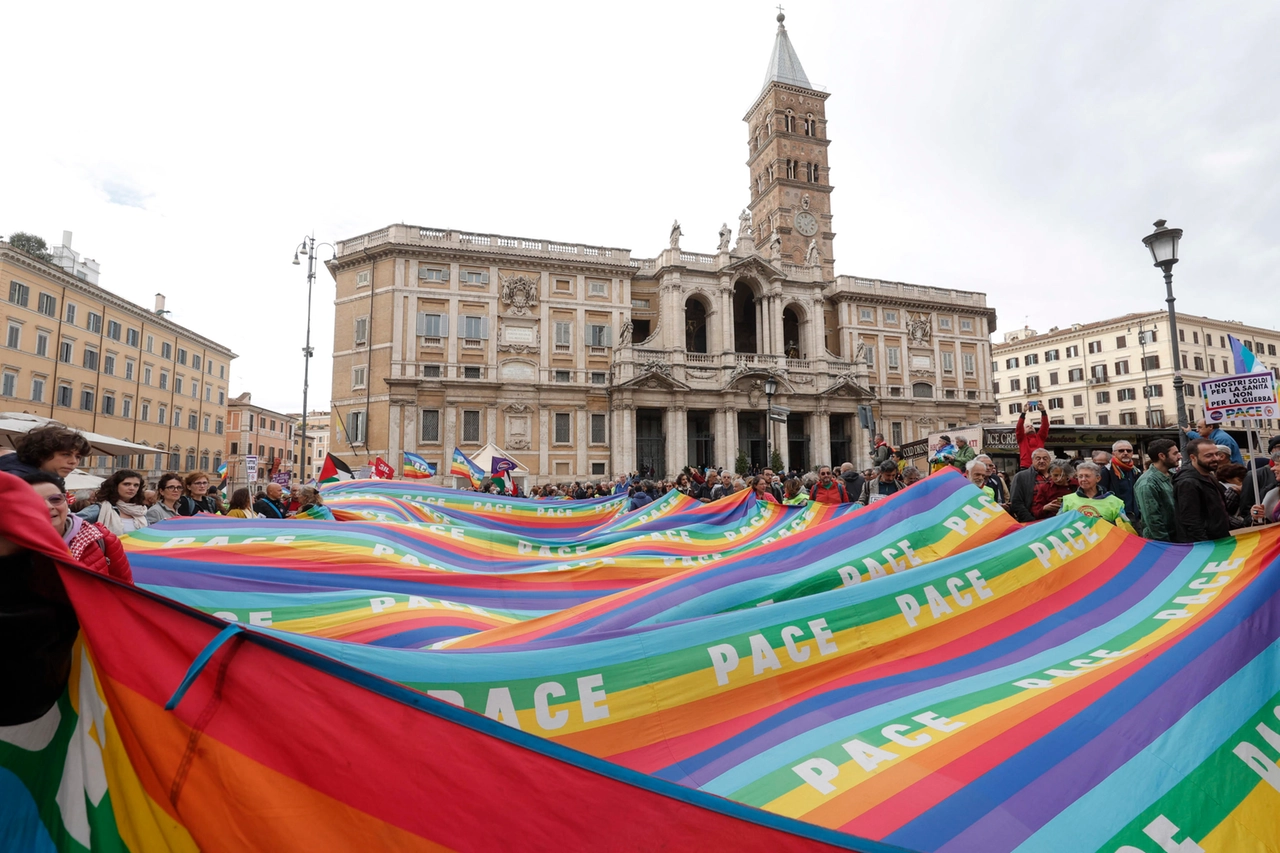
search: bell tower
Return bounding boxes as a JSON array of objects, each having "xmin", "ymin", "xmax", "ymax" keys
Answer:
[{"xmin": 744, "ymin": 12, "xmax": 833, "ymax": 273}]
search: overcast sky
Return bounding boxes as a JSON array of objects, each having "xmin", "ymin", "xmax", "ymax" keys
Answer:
[{"xmin": 5, "ymin": 0, "xmax": 1277, "ymax": 413}]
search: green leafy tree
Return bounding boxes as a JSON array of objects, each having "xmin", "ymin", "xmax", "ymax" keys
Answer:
[
  {"xmin": 6, "ymin": 232, "xmax": 53, "ymax": 263},
  {"xmin": 769, "ymin": 449, "xmax": 784, "ymax": 472},
  {"xmin": 735, "ymin": 448, "xmax": 749, "ymax": 475}
]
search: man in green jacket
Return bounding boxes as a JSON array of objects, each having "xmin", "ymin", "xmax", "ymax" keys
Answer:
[
  {"xmin": 951, "ymin": 436, "xmax": 977, "ymax": 472},
  {"xmin": 1134, "ymin": 438, "xmax": 1181, "ymax": 542}
]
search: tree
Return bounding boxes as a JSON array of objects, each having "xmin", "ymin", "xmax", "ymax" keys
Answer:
[
  {"xmin": 735, "ymin": 448, "xmax": 749, "ymax": 476},
  {"xmin": 6, "ymin": 232, "xmax": 53, "ymax": 263},
  {"xmin": 770, "ymin": 449, "xmax": 784, "ymax": 473}
]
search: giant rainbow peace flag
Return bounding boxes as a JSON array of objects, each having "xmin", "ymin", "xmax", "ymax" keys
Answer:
[{"xmin": 3, "ymin": 468, "xmax": 1280, "ymax": 852}]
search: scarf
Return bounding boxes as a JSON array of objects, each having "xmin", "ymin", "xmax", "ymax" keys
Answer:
[
  {"xmin": 96, "ymin": 501, "xmax": 150, "ymax": 535},
  {"xmin": 1110, "ymin": 458, "xmax": 1134, "ymax": 476}
]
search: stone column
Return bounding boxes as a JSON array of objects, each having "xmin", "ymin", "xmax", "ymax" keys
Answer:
[
  {"xmin": 442, "ymin": 406, "xmax": 458, "ymax": 485},
  {"xmin": 775, "ymin": 413, "xmax": 789, "ymax": 470},
  {"xmin": 773, "ymin": 294, "xmax": 786, "ymax": 357},
  {"xmin": 720, "ymin": 281, "xmax": 735, "ymax": 354},
  {"xmin": 576, "ymin": 406, "xmax": 589, "ymax": 477},
  {"xmin": 621, "ymin": 404, "xmax": 635, "ymax": 474},
  {"xmin": 813, "ymin": 408, "xmax": 831, "ymax": 469},
  {"xmin": 724, "ymin": 407, "xmax": 739, "ymax": 471},
  {"xmin": 538, "ymin": 407, "xmax": 550, "ymax": 478},
  {"xmin": 755, "ymin": 297, "xmax": 766, "ymax": 355},
  {"xmin": 712, "ymin": 408, "xmax": 727, "ymax": 469},
  {"xmin": 486, "ymin": 407, "xmax": 498, "ymax": 448},
  {"xmin": 664, "ymin": 406, "xmax": 682, "ymax": 476},
  {"xmin": 403, "ymin": 405, "xmax": 417, "ymax": 463},
  {"xmin": 388, "ymin": 404, "xmax": 401, "ymax": 465}
]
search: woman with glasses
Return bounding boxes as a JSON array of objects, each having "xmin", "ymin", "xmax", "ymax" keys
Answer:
[
  {"xmin": 178, "ymin": 471, "xmax": 221, "ymax": 516},
  {"xmin": 76, "ymin": 469, "xmax": 150, "ymax": 535},
  {"xmin": 18, "ymin": 469, "xmax": 133, "ymax": 582},
  {"xmin": 145, "ymin": 472, "xmax": 186, "ymax": 524}
]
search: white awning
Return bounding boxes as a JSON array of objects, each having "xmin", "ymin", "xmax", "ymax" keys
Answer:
[{"xmin": 0, "ymin": 412, "xmax": 155, "ymax": 456}]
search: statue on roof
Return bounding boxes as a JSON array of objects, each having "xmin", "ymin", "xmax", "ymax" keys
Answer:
[
  {"xmin": 669, "ymin": 220, "xmax": 682, "ymax": 249},
  {"xmin": 718, "ymin": 223, "xmax": 732, "ymax": 252},
  {"xmin": 738, "ymin": 208, "xmax": 752, "ymax": 240}
]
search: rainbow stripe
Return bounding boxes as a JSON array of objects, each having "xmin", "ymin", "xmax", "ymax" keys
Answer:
[{"xmin": 5, "ymin": 468, "xmax": 1280, "ymax": 852}]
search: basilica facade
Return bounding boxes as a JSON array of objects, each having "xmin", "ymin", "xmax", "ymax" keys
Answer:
[{"xmin": 327, "ymin": 14, "xmax": 998, "ymax": 484}]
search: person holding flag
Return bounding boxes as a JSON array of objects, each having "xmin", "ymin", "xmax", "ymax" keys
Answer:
[
  {"xmin": 490, "ymin": 454, "xmax": 519, "ymax": 495},
  {"xmin": 403, "ymin": 452, "xmax": 437, "ymax": 480},
  {"xmin": 371, "ymin": 457, "xmax": 396, "ymax": 480},
  {"xmin": 449, "ymin": 447, "xmax": 485, "ymax": 489}
]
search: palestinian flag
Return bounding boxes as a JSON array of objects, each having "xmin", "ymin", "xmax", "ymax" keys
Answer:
[{"xmin": 318, "ymin": 453, "xmax": 354, "ymax": 484}]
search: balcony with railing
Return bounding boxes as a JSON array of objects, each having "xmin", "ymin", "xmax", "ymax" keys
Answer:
[
  {"xmin": 612, "ymin": 347, "xmax": 862, "ymax": 392},
  {"xmin": 831, "ymin": 275, "xmax": 990, "ymax": 309}
]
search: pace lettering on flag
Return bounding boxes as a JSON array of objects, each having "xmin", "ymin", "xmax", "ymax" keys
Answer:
[
  {"xmin": 450, "ymin": 447, "xmax": 485, "ymax": 487},
  {"xmin": 403, "ymin": 452, "xmax": 437, "ymax": 480}
]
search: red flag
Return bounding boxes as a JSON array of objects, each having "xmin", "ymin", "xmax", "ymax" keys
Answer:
[{"xmin": 372, "ymin": 457, "xmax": 396, "ymax": 480}]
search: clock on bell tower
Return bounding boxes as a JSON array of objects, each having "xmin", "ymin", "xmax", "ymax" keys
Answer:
[{"xmin": 744, "ymin": 11, "xmax": 834, "ymax": 272}]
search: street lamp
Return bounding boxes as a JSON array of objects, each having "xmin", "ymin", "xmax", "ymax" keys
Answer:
[
  {"xmin": 293, "ymin": 235, "xmax": 336, "ymax": 484},
  {"xmin": 1140, "ymin": 219, "xmax": 1187, "ymax": 443},
  {"xmin": 764, "ymin": 376, "xmax": 778, "ymax": 468}
]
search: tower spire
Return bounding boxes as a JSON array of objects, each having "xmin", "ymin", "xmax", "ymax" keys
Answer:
[{"xmin": 762, "ymin": 9, "xmax": 811, "ymax": 92}]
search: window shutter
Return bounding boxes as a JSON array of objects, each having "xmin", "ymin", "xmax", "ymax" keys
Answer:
[
  {"xmin": 480, "ymin": 316, "xmax": 490, "ymax": 339},
  {"xmin": 603, "ymin": 325, "xmax": 613, "ymax": 346},
  {"xmin": 480, "ymin": 272, "xmax": 490, "ymax": 284},
  {"xmin": 416, "ymin": 312, "xmax": 427, "ymax": 336},
  {"xmin": 440, "ymin": 315, "xmax": 449, "ymax": 337},
  {"xmin": 441, "ymin": 269, "xmax": 450, "ymax": 282}
]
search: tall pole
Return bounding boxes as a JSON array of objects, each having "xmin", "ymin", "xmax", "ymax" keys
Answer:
[
  {"xmin": 301, "ymin": 236, "xmax": 316, "ymax": 484},
  {"xmin": 1163, "ymin": 266, "xmax": 1188, "ymax": 445}
]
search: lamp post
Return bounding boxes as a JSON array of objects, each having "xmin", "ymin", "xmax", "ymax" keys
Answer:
[
  {"xmin": 1140, "ymin": 220, "xmax": 1187, "ymax": 445},
  {"xmin": 764, "ymin": 376, "xmax": 778, "ymax": 469},
  {"xmin": 292, "ymin": 235, "xmax": 336, "ymax": 484},
  {"xmin": 1130, "ymin": 319, "xmax": 1155, "ymax": 426}
]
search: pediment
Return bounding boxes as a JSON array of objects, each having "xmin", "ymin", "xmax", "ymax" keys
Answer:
[
  {"xmin": 617, "ymin": 366, "xmax": 692, "ymax": 392},
  {"xmin": 723, "ymin": 254, "xmax": 783, "ymax": 282},
  {"xmin": 824, "ymin": 375, "xmax": 874, "ymax": 399}
]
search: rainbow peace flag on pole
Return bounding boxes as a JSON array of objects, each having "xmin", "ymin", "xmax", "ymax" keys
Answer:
[
  {"xmin": 215, "ymin": 461, "xmax": 228, "ymax": 494},
  {"xmin": 403, "ymin": 451, "xmax": 437, "ymax": 480},
  {"xmin": 449, "ymin": 447, "xmax": 485, "ymax": 487},
  {"xmin": 1229, "ymin": 334, "xmax": 1261, "ymax": 374}
]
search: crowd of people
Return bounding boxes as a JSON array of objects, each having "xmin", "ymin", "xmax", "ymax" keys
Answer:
[{"xmin": 472, "ymin": 419, "xmax": 1280, "ymax": 547}]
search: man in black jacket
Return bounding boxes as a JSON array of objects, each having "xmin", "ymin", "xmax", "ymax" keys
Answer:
[
  {"xmin": 254, "ymin": 482, "xmax": 289, "ymax": 519},
  {"xmin": 839, "ymin": 462, "xmax": 865, "ymax": 505},
  {"xmin": 1009, "ymin": 448, "xmax": 1052, "ymax": 522},
  {"xmin": 1174, "ymin": 438, "xmax": 1265, "ymax": 542}
]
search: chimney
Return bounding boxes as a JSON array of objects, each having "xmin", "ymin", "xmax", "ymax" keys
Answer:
[
  {"xmin": 155, "ymin": 293, "xmax": 166, "ymax": 314},
  {"xmin": 62, "ymin": 231, "xmax": 73, "ymax": 249}
]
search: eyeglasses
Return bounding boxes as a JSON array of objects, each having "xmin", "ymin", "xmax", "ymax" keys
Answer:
[
  {"xmin": 43, "ymin": 494, "xmax": 67, "ymax": 506},
  {"xmin": 192, "ymin": 481, "xmax": 209, "ymax": 486},
  {"xmin": 163, "ymin": 484, "xmax": 183, "ymax": 491},
  {"xmin": 1116, "ymin": 449, "xmax": 1133, "ymax": 454}
]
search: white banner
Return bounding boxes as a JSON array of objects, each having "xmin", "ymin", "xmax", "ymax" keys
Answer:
[
  {"xmin": 245, "ymin": 455, "xmax": 259, "ymax": 481},
  {"xmin": 1201, "ymin": 371, "xmax": 1277, "ymax": 422}
]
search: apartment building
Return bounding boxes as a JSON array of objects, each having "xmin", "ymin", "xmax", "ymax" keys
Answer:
[
  {"xmin": 225, "ymin": 392, "xmax": 295, "ymax": 489},
  {"xmin": 1, "ymin": 236, "xmax": 236, "ymax": 477},
  {"xmin": 992, "ymin": 312, "xmax": 1280, "ymax": 431}
]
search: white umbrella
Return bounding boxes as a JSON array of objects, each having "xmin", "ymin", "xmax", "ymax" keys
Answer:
[
  {"xmin": 64, "ymin": 469, "xmax": 104, "ymax": 490},
  {"xmin": 0, "ymin": 412, "xmax": 154, "ymax": 456}
]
